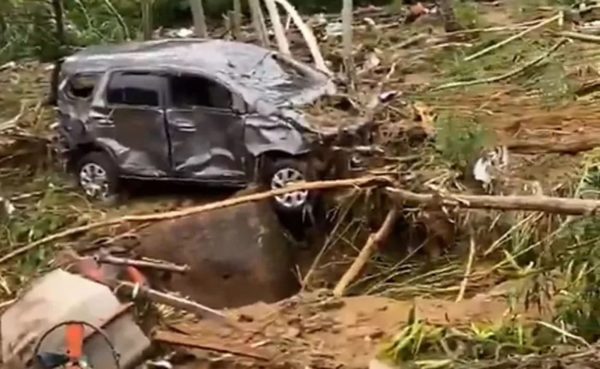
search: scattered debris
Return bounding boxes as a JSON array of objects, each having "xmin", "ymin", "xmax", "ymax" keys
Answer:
[
  {"xmin": 473, "ymin": 146, "xmax": 509, "ymax": 192},
  {"xmin": 1, "ymin": 270, "xmax": 150, "ymax": 369}
]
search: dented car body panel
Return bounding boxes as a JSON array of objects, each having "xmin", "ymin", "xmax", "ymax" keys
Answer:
[{"xmin": 56, "ymin": 39, "xmax": 374, "ymax": 186}]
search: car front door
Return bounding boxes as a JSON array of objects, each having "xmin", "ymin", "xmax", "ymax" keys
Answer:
[
  {"xmin": 165, "ymin": 73, "xmax": 246, "ymax": 183},
  {"xmin": 88, "ymin": 70, "xmax": 170, "ymax": 177}
]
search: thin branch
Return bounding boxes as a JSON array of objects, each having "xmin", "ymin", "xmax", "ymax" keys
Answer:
[
  {"xmin": 0, "ymin": 176, "xmax": 391, "ymax": 265},
  {"xmin": 464, "ymin": 14, "xmax": 561, "ymax": 62},
  {"xmin": 432, "ymin": 38, "xmax": 567, "ymax": 91},
  {"xmin": 456, "ymin": 236, "xmax": 476, "ymax": 302},
  {"xmin": 333, "ymin": 208, "xmax": 398, "ymax": 297}
]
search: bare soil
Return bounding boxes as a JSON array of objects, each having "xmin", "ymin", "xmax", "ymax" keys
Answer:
[{"xmin": 160, "ymin": 286, "xmax": 547, "ymax": 369}]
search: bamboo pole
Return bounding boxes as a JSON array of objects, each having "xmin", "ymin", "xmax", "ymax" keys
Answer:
[{"xmin": 333, "ymin": 208, "xmax": 398, "ymax": 297}]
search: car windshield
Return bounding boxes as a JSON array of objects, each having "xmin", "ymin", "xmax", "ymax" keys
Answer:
[{"xmin": 236, "ymin": 53, "xmax": 322, "ymax": 106}]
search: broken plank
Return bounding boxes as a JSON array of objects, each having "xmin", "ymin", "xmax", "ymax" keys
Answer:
[{"xmin": 153, "ymin": 330, "xmax": 271, "ymax": 361}]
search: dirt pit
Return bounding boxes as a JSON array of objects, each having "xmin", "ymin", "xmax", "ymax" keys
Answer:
[{"xmin": 132, "ymin": 200, "xmax": 301, "ymax": 309}]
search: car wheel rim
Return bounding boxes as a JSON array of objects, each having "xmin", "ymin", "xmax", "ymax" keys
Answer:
[
  {"xmin": 271, "ymin": 167, "xmax": 308, "ymax": 209},
  {"xmin": 79, "ymin": 163, "xmax": 110, "ymax": 199}
]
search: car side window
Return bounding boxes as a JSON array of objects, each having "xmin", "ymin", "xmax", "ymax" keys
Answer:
[
  {"xmin": 65, "ymin": 73, "xmax": 100, "ymax": 100},
  {"xmin": 106, "ymin": 72, "xmax": 162, "ymax": 107},
  {"xmin": 170, "ymin": 74, "xmax": 233, "ymax": 110}
]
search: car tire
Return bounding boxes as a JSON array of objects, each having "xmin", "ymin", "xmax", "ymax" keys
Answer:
[
  {"xmin": 76, "ymin": 151, "xmax": 119, "ymax": 201},
  {"xmin": 265, "ymin": 158, "xmax": 315, "ymax": 214}
]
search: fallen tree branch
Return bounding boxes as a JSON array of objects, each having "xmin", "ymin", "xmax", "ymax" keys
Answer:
[
  {"xmin": 0, "ymin": 176, "xmax": 391, "ymax": 265},
  {"xmin": 333, "ymin": 208, "xmax": 398, "ymax": 297},
  {"xmin": 507, "ymin": 135, "xmax": 600, "ymax": 154},
  {"xmin": 154, "ymin": 331, "xmax": 271, "ymax": 361},
  {"xmin": 464, "ymin": 13, "xmax": 561, "ymax": 62},
  {"xmin": 556, "ymin": 30, "xmax": 600, "ymax": 44},
  {"xmin": 385, "ymin": 187, "xmax": 600, "ymax": 215},
  {"xmin": 455, "ymin": 236, "xmax": 476, "ymax": 302},
  {"xmin": 0, "ymin": 102, "xmax": 27, "ymax": 132},
  {"xmin": 94, "ymin": 254, "xmax": 190, "ymax": 273},
  {"xmin": 272, "ymin": 0, "xmax": 331, "ymax": 74},
  {"xmin": 432, "ymin": 38, "xmax": 567, "ymax": 91}
]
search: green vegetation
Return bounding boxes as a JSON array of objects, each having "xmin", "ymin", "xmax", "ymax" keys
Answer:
[{"xmin": 434, "ymin": 113, "xmax": 494, "ymax": 171}]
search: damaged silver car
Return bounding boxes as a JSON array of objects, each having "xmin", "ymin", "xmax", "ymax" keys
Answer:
[{"xmin": 55, "ymin": 39, "xmax": 376, "ymax": 213}]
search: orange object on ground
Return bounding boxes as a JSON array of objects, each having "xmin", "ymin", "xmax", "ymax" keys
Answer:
[{"xmin": 66, "ymin": 322, "xmax": 84, "ymax": 366}]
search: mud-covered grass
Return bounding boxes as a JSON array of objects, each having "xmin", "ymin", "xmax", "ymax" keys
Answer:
[{"xmin": 3, "ymin": 1, "xmax": 600, "ymax": 368}]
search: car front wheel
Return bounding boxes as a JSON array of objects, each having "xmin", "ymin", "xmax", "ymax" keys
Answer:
[
  {"xmin": 267, "ymin": 158, "xmax": 313, "ymax": 214},
  {"xmin": 76, "ymin": 152, "xmax": 119, "ymax": 201}
]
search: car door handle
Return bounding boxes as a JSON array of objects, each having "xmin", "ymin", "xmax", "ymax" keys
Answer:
[
  {"xmin": 91, "ymin": 117, "xmax": 114, "ymax": 126},
  {"xmin": 171, "ymin": 120, "xmax": 196, "ymax": 132}
]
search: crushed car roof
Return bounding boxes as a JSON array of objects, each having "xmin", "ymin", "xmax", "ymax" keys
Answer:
[{"xmin": 61, "ymin": 39, "xmax": 335, "ymax": 107}]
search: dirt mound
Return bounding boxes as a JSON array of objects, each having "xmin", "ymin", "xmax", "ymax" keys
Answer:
[{"xmin": 157, "ymin": 290, "xmax": 545, "ymax": 369}]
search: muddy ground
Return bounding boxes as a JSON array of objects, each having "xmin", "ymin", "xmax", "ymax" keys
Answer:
[{"xmin": 2, "ymin": 0, "xmax": 600, "ymax": 368}]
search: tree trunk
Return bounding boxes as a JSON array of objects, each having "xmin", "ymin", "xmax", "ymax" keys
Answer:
[
  {"xmin": 141, "ymin": 0, "xmax": 153, "ymax": 40},
  {"xmin": 232, "ymin": 0, "xmax": 242, "ymax": 39},
  {"xmin": 263, "ymin": 0, "xmax": 290, "ymax": 55},
  {"xmin": 249, "ymin": 0, "xmax": 268, "ymax": 46},
  {"xmin": 272, "ymin": 0, "xmax": 330, "ymax": 74},
  {"xmin": 47, "ymin": 0, "xmax": 65, "ymax": 106},
  {"xmin": 385, "ymin": 187, "xmax": 600, "ymax": 215},
  {"xmin": 342, "ymin": 0, "xmax": 355, "ymax": 88},
  {"xmin": 438, "ymin": 0, "xmax": 462, "ymax": 32},
  {"xmin": 190, "ymin": 0, "xmax": 208, "ymax": 38}
]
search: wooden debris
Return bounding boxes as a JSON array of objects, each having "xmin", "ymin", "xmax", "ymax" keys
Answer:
[
  {"xmin": 464, "ymin": 14, "xmax": 561, "ymax": 62},
  {"xmin": 508, "ymin": 135, "xmax": 600, "ymax": 154},
  {"xmin": 154, "ymin": 331, "xmax": 271, "ymax": 361},
  {"xmin": 264, "ymin": 0, "xmax": 291, "ymax": 55},
  {"xmin": 385, "ymin": 187, "xmax": 600, "ymax": 215},
  {"xmin": 433, "ymin": 38, "xmax": 567, "ymax": 91},
  {"xmin": 113, "ymin": 281, "xmax": 241, "ymax": 328},
  {"xmin": 0, "ymin": 176, "xmax": 392, "ymax": 265},
  {"xmin": 333, "ymin": 208, "xmax": 399, "ymax": 297},
  {"xmin": 558, "ymin": 30, "xmax": 600, "ymax": 43},
  {"xmin": 273, "ymin": 0, "xmax": 331, "ymax": 74},
  {"xmin": 94, "ymin": 254, "xmax": 190, "ymax": 274},
  {"xmin": 455, "ymin": 236, "xmax": 476, "ymax": 302}
]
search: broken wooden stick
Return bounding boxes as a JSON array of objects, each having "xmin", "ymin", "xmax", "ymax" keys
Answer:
[
  {"xmin": 154, "ymin": 331, "xmax": 271, "ymax": 361},
  {"xmin": 508, "ymin": 135, "xmax": 600, "ymax": 154},
  {"xmin": 557, "ymin": 30, "xmax": 600, "ymax": 44},
  {"xmin": 333, "ymin": 208, "xmax": 398, "ymax": 297},
  {"xmin": 263, "ymin": 0, "xmax": 291, "ymax": 55},
  {"xmin": 455, "ymin": 236, "xmax": 476, "ymax": 302},
  {"xmin": 113, "ymin": 281, "xmax": 238, "ymax": 327},
  {"xmin": 273, "ymin": 0, "xmax": 331, "ymax": 74},
  {"xmin": 94, "ymin": 254, "xmax": 190, "ymax": 273},
  {"xmin": 385, "ymin": 187, "xmax": 600, "ymax": 215},
  {"xmin": 0, "ymin": 176, "xmax": 391, "ymax": 264},
  {"xmin": 433, "ymin": 38, "xmax": 567, "ymax": 91},
  {"xmin": 464, "ymin": 13, "xmax": 561, "ymax": 62}
]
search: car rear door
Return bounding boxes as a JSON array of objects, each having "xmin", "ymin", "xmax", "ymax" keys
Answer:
[
  {"xmin": 165, "ymin": 72, "xmax": 246, "ymax": 183},
  {"xmin": 88, "ymin": 70, "xmax": 171, "ymax": 177}
]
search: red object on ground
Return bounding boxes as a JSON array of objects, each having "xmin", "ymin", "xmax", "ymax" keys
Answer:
[
  {"xmin": 72, "ymin": 257, "xmax": 147, "ymax": 286},
  {"xmin": 125, "ymin": 266, "xmax": 147, "ymax": 285}
]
